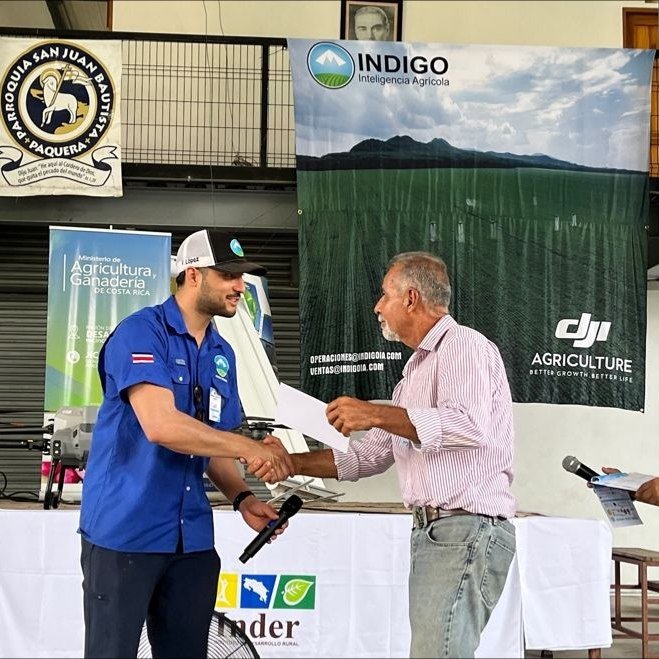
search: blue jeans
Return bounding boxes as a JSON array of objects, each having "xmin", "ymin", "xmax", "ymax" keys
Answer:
[{"xmin": 408, "ymin": 515, "xmax": 516, "ymax": 658}]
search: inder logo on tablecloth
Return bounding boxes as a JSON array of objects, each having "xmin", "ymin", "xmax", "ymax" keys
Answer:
[
  {"xmin": 215, "ymin": 573, "xmax": 317, "ymax": 651},
  {"xmin": 216, "ymin": 573, "xmax": 316, "ymax": 610}
]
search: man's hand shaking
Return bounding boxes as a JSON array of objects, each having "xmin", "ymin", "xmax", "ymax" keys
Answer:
[{"xmin": 243, "ymin": 434, "xmax": 294, "ymax": 484}]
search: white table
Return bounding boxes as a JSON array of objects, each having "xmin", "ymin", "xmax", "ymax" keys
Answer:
[{"xmin": 0, "ymin": 509, "xmax": 612, "ymax": 658}]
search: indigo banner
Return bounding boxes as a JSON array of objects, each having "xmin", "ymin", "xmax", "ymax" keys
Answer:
[{"xmin": 288, "ymin": 39, "xmax": 654, "ymax": 410}]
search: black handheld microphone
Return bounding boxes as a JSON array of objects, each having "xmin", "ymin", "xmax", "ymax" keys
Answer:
[
  {"xmin": 239, "ymin": 494, "xmax": 303, "ymax": 564},
  {"xmin": 562, "ymin": 455, "xmax": 599, "ymax": 482}
]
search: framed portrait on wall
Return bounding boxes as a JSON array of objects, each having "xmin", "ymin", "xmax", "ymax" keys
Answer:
[{"xmin": 340, "ymin": 0, "xmax": 403, "ymax": 42}]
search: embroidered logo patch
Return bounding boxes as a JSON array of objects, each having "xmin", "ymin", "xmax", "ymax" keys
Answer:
[{"xmin": 214, "ymin": 354, "xmax": 229, "ymax": 378}]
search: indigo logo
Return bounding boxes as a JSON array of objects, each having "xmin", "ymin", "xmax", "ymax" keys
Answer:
[
  {"xmin": 229, "ymin": 239, "xmax": 244, "ymax": 257},
  {"xmin": 214, "ymin": 354, "xmax": 230, "ymax": 378},
  {"xmin": 307, "ymin": 42, "xmax": 354, "ymax": 89}
]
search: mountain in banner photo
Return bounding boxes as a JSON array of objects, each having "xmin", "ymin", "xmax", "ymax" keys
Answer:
[{"xmin": 296, "ymin": 135, "xmax": 640, "ymax": 174}]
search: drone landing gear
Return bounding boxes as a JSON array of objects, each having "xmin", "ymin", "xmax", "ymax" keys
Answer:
[{"xmin": 43, "ymin": 458, "xmax": 77, "ymax": 510}]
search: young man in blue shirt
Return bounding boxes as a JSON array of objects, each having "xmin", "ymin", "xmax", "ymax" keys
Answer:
[{"xmin": 79, "ymin": 229, "xmax": 294, "ymax": 658}]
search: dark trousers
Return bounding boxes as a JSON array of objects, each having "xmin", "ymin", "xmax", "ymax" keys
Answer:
[{"xmin": 81, "ymin": 538, "xmax": 221, "ymax": 659}]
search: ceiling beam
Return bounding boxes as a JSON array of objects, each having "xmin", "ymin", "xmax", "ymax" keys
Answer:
[{"xmin": 45, "ymin": 0, "xmax": 71, "ymax": 30}]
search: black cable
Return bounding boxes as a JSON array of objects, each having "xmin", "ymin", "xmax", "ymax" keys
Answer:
[
  {"xmin": 0, "ymin": 470, "xmax": 39, "ymax": 502},
  {"xmin": 1, "ymin": 492, "xmax": 40, "ymax": 502}
]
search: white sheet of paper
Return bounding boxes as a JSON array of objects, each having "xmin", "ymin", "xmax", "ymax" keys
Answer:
[
  {"xmin": 590, "ymin": 472, "xmax": 655, "ymax": 492},
  {"xmin": 275, "ymin": 383, "xmax": 349, "ymax": 452}
]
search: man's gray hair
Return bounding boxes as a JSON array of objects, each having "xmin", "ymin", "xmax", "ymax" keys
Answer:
[
  {"xmin": 388, "ymin": 252, "xmax": 451, "ymax": 309},
  {"xmin": 355, "ymin": 4, "xmax": 390, "ymax": 28}
]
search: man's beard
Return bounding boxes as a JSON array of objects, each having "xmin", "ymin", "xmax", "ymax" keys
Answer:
[
  {"xmin": 378, "ymin": 315, "xmax": 400, "ymax": 342},
  {"xmin": 199, "ymin": 299, "xmax": 236, "ymax": 318},
  {"xmin": 197, "ymin": 285, "xmax": 239, "ymax": 318}
]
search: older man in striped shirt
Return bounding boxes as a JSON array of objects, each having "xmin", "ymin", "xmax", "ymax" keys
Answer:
[{"xmin": 262, "ymin": 251, "xmax": 516, "ymax": 657}]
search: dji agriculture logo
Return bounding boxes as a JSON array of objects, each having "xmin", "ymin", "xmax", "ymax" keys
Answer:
[
  {"xmin": 307, "ymin": 42, "xmax": 355, "ymax": 89},
  {"xmin": 555, "ymin": 313, "xmax": 611, "ymax": 349}
]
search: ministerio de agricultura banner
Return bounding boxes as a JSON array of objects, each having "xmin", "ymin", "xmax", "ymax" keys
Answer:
[
  {"xmin": 45, "ymin": 227, "xmax": 171, "ymax": 412},
  {"xmin": 0, "ymin": 38, "xmax": 122, "ymax": 196},
  {"xmin": 288, "ymin": 39, "xmax": 654, "ymax": 411}
]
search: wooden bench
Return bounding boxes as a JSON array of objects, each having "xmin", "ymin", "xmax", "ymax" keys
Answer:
[{"xmin": 611, "ymin": 547, "xmax": 659, "ymax": 658}]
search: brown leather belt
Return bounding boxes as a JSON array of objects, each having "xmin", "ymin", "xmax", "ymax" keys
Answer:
[{"xmin": 411, "ymin": 505, "xmax": 472, "ymax": 529}]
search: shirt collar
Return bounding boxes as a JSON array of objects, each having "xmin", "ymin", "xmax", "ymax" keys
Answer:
[
  {"xmin": 417, "ymin": 314, "xmax": 455, "ymax": 352},
  {"xmin": 163, "ymin": 295, "xmax": 188, "ymax": 335},
  {"xmin": 401, "ymin": 315, "xmax": 455, "ymax": 377},
  {"xmin": 162, "ymin": 295, "xmax": 228, "ymax": 348}
]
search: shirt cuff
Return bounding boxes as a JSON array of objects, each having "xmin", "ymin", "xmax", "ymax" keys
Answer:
[
  {"xmin": 407, "ymin": 408, "xmax": 443, "ymax": 451},
  {"xmin": 332, "ymin": 447, "xmax": 360, "ymax": 481}
]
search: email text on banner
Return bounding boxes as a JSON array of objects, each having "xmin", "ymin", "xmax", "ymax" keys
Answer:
[{"xmin": 309, "ymin": 350, "xmax": 402, "ymax": 376}]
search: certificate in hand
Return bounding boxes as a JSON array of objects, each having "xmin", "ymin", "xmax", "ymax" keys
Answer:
[
  {"xmin": 274, "ymin": 383, "xmax": 350, "ymax": 453},
  {"xmin": 590, "ymin": 472, "xmax": 655, "ymax": 491}
]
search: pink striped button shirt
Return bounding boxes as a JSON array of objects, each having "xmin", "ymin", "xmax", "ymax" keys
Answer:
[{"xmin": 333, "ymin": 315, "xmax": 517, "ymax": 518}]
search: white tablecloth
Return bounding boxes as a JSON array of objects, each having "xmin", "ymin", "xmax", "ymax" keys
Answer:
[
  {"xmin": 0, "ymin": 510, "xmax": 612, "ymax": 658},
  {"xmin": 477, "ymin": 516, "xmax": 613, "ymax": 656}
]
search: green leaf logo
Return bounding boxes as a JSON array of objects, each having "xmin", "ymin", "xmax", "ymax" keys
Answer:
[
  {"xmin": 273, "ymin": 575, "xmax": 316, "ymax": 609},
  {"xmin": 282, "ymin": 579, "xmax": 313, "ymax": 605}
]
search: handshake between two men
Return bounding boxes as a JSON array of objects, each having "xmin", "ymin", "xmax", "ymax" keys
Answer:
[{"xmin": 240, "ymin": 395, "xmax": 384, "ymax": 484}]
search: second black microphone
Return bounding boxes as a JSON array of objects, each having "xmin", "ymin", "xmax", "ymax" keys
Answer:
[{"xmin": 239, "ymin": 494, "xmax": 303, "ymax": 563}]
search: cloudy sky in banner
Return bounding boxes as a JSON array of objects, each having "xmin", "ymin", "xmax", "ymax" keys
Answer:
[{"xmin": 289, "ymin": 40, "xmax": 654, "ymax": 171}]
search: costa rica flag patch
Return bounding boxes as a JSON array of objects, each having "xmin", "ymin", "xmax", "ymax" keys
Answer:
[{"xmin": 132, "ymin": 353, "xmax": 155, "ymax": 364}]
